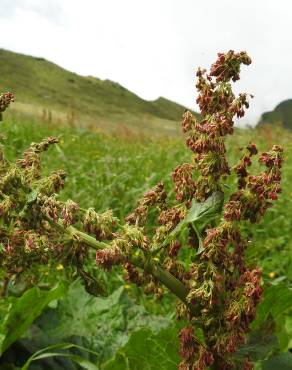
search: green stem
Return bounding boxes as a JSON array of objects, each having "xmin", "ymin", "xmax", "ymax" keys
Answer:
[
  {"xmin": 68, "ymin": 225, "xmax": 198, "ymax": 315},
  {"xmin": 44, "ymin": 214, "xmax": 199, "ymax": 316}
]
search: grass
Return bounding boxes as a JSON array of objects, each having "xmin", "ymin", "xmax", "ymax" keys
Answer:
[{"xmin": 1, "ymin": 116, "xmax": 291, "ymax": 284}]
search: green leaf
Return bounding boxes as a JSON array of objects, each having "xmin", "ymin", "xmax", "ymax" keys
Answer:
[
  {"xmin": 21, "ymin": 342, "xmax": 99, "ymax": 370},
  {"xmin": 26, "ymin": 189, "xmax": 39, "ymax": 204},
  {"xmin": 262, "ymin": 352, "xmax": 292, "ymax": 370},
  {"xmin": 252, "ymin": 285, "xmax": 292, "ymax": 328},
  {"xmin": 236, "ymin": 315, "xmax": 278, "ymax": 362},
  {"xmin": 164, "ymin": 191, "xmax": 224, "ymax": 247},
  {"xmin": 0, "ymin": 283, "xmax": 67, "ymax": 355},
  {"xmin": 101, "ymin": 327, "xmax": 180, "ymax": 370},
  {"xmin": 24, "ymin": 281, "xmax": 172, "ymax": 365}
]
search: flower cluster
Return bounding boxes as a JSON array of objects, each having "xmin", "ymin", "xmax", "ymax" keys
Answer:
[
  {"xmin": 125, "ymin": 182, "xmax": 166, "ymax": 225},
  {"xmin": 229, "ymin": 144, "xmax": 283, "ymax": 223},
  {"xmin": 0, "ymin": 92, "xmax": 14, "ymax": 113},
  {"xmin": 83, "ymin": 209, "xmax": 118, "ymax": 239},
  {"xmin": 167, "ymin": 51, "xmax": 282, "ymax": 369},
  {"xmin": 179, "ymin": 53, "xmax": 253, "ymax": 202},
  {"xmin": 179, "ymin": 326, "xmax": 213, "ymax": 370}
]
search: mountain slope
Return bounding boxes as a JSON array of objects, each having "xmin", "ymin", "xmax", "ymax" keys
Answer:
[
  {"xmin": 0, "ymin": 49, "xmax": 195, "ymax": 133},
  {"xmin": 258, "ymin": 99, "xmax": 292, "ymax": 130}
]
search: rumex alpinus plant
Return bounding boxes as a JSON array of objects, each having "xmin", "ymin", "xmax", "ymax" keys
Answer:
[{"xmin": 0, "ymin": 51, "xmax": 283, "ymax": 369}]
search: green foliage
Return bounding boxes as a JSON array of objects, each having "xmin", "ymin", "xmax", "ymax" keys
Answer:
[
  {"xmin": 22, "ymin": 280, "xmax": 172, "ymax": 366},
  {"xmin": 21, "ymin": 342, "xmax": 99, "ymax": 370},
  {"xmin": 164, "ymin": 191, "xmax": 224, "ymax": 251},
  {"xmin": 252, "ymin": 285, "xmax": 292, "ymax": 328},
  {"xmin": 262, "ymin": 352, "xmax": 292, "ymax": 370},
  {"xmin": 0, "ymin": 283, "xmax": 66, "ymax": 355},
  {"xmin": 102, "ymin": 327, "xmax": 180, "ymax": 370}
]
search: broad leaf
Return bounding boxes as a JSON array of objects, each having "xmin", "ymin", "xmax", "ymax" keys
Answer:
[
  {"xmin": 101, "ymin": 327, "xmax": 180, "ymax": 370},
  {"xmin": 252, "ymin": 285, "xmax": 292, "ymax": 328},
  {"xmin": 262, "ymin": 352, "xmax": 292, "ymax": 370},
  {"xmin": 23, "ymin": 280, "xmax": 172, "ymax": 365},
  {"xmin": 235, "ymin": 315, "xmax": 278, "ymax": 362},
  {"xmin": 0, "ymin": 283, "xmax": 66, "ymax": 355}
]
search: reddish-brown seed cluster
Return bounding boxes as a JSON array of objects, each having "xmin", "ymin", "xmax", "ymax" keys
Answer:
[
  {"xmin": 173, "ymin": 163, "xmax": 195, "ymax": 202},
  {"xmin": 158, "ymin": 207, "xmax": 185, "ymax": 230},
  {"xmin": 95, "ymin": 246, "xmax": 124, "ymax": 270},
  {"xmin": 176, "ymin": 51, "xmax": 283, "ymax": 369},
  {"xmin": 230, "ymin": 145, "xmax": 283, "ymax": 223},
  {"xmin": 0, "ymin": 92, "xmax": 14, "ymax": 112},
  {"xmin": 61, "ymin": 200, "xmax": 79, "ymax": 227},
  {"xmin": 83, "ymin": 209, "xmax": 117, "ymax": 240},
  {"xmin": 210, "ymin": 51, "xmax": 252, "ymax": 83},
  {"xmin": 17, "ymin": 137, "xmax": 59, "ymax": 180},
  {"xmin": 123, "ymin": 262, "xmax": 145, "ymax": 286},
  {"xmin": 126, "ymin": 182, "xmax": 167, "ymax": 225},
  {"xmin": 233, "ymin": 143, "xmax": 258, "ymax": 189},
  {"xmin": 178, "ymin": 327, "xmax": 214, "ymax": 370}
]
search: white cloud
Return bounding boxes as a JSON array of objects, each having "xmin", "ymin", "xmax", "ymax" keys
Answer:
[{"xmin": 0, "ymin": 0, "xmax": 291, "ymax": 125}]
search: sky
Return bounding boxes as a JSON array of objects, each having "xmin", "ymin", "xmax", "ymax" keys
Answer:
[{"xmin": 0, "ymin": 0, "xmax": 291, "ymax": 125}]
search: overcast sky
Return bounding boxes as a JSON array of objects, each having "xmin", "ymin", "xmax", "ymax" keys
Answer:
[{"xmin": 0, "ymin": 0, "xmax": 291, "ymax": 125}]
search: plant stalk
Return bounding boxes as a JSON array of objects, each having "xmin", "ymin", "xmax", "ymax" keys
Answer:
[{"xmin": 66, "ymin": 224, "xmax": 199, "ymax": 315}]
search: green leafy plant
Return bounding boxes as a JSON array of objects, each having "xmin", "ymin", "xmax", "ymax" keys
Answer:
[{"xmin": 0, "ymin": 51, "xmax": 287, "ymax": 369}]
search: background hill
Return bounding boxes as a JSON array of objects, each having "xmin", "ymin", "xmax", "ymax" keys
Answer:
[
  {"xmin": 258, "ymin": 99, "xmax": 292, "ymax": 130},
  {"xmin": 0, "ymin": 49, "xmax": 197, "ymax": 135}
]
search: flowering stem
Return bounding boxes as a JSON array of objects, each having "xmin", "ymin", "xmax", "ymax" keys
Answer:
[{"xmin": 46, "ymin": 218, "xmax": 198, "ymax": 315}]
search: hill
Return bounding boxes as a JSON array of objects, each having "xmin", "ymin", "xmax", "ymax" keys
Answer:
[
  {"xmin": 0, "ymin": 49, "xmax": 196, "ymax": 134},
  {"xmin": 258, "ymin": 99, "xmax": 292, "ymax": 130}
]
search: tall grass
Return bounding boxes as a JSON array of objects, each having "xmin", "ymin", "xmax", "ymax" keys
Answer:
[{"xmin": 1, "ymin": 118, "xmax": 291, "ymax": 283}]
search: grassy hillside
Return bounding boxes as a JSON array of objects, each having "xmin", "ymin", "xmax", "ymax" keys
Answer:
[
  {"xmin": 259, "ymin": 99, "xmax": 292, "ymax": 130},
  {"xmin": 0, "ymin": 49, "xmax": 196, "ymax": 134}
]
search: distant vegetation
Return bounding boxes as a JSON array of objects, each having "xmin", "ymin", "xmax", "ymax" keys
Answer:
[
  {"xmin": 259, "ymin": 99, "xmax": 292, "ymax": 130},
  {"xmin": 0, "ymin": 49, "xmax": 197, "ymax": 135}
]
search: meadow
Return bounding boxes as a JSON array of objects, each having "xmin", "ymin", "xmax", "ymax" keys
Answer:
[{"xmin": 0, "ymin": 115, "xmax": 291, "ymax": 369}]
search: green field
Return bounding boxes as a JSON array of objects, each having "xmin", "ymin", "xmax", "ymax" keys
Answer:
[{"xmin": 0, "ymin": 116, "xmax": 291, "ymax": 369}]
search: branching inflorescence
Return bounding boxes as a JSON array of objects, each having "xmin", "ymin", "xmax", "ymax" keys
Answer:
[{"xmin": 0, "ymin": 51, "xmax": 283, "ymax": 369}]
